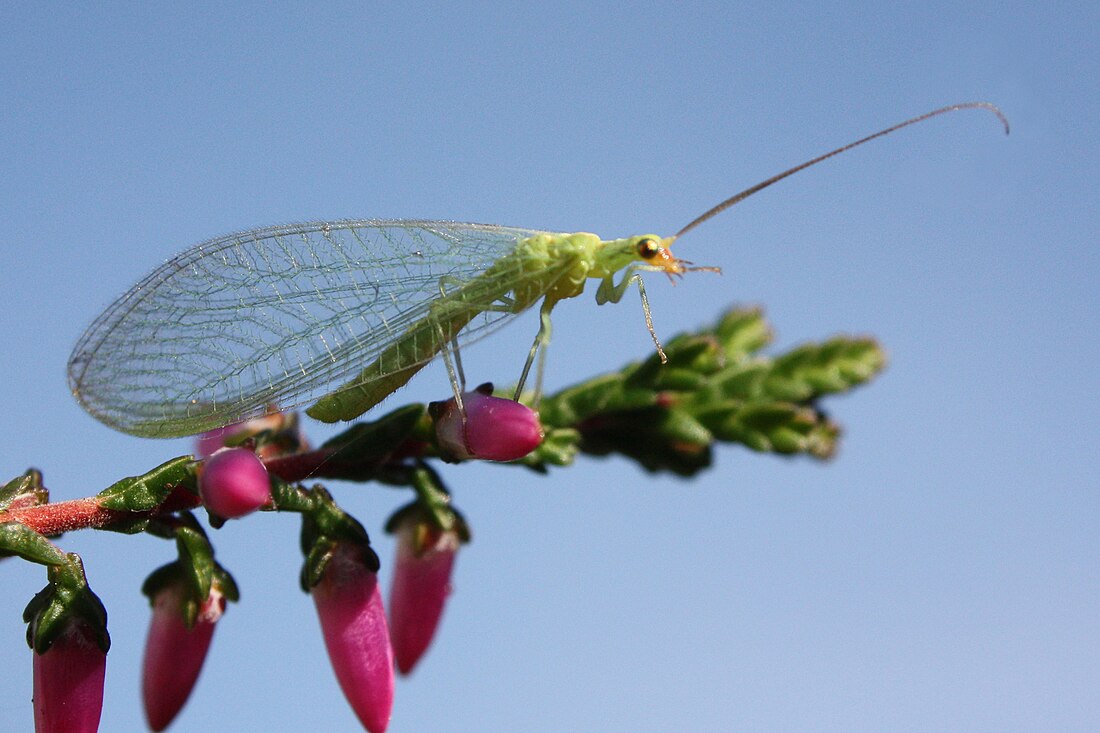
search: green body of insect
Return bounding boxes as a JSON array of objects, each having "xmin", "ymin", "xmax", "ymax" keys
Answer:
[
  {"xmin": 305, "ymin": 232, "xmax": 684, "ymax": 422},
  {"xmin": 67, "ymin": 103, "xmax": 1007, "ymax": 439}
]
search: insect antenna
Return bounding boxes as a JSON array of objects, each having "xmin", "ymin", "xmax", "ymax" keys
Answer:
[{"xmin": 674, "ymin": 102, "xmax": 1009, "ymax": 240}]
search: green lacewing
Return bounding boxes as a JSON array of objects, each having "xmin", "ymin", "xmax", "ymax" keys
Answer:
[{"xmin": 68, "ymin": 103, "xmax": 1007, "ymax": 438}]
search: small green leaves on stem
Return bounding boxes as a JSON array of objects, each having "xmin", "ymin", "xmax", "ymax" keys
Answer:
[
  {"xmin": 255, "ymin": 306, "xmax": 882, "ymax": 484},
  {"xmin": 0, "ymin": 521, "xmax": 67, "ymax": 565},
  {"xmin": 298, "ymin": 486, "xmax": 378, "ymax": 592},
  {"xmin": 142, "ymin": 513, "xmax": 239, "ymax": 625},
  {"xmin": 96, "ymin": 456, "xmax": 198, "ymax": 513},
  {"xmin": 529, "ymin": 306, "xmax": 886, "ymax": 474},
  {"xmin": 757, "ymin": 337, "xmax": 886, "ymax": 402},
  {"xmin": 388, "ymin": 462, "xmax": 471, "ymax": 539},
  {"xmin": 24, "ymin": 553, "xmax": 110, "ymax": 656},
  {"xmin": 316, "ymin": 404, "xmax": 428, "ymax": 478},
  {"xmin": 1, "ymin": 468, "xmax": 49, "ymax": 512}
]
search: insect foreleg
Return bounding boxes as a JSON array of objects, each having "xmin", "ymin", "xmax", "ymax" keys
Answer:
[{"xmin": 595, "ymin": 269, "xmax": 668, "ymax": 364}]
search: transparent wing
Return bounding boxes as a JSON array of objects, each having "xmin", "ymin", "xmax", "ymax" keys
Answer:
[{"xmin": 68, "ymin": 220, "xmax": 567, "ymax": 437}]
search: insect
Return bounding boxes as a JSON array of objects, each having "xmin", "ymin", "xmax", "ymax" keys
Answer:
[{"xmin": 68, "ymin": 103, "xmax": 1007, "ymax": 439}]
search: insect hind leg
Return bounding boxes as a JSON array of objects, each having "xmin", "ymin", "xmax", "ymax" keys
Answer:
[
  {"xmin": 436, "ymin": 276, "xmax": 477, "ymax": 409},
  {"xmin": 435, "ymin": 323, "xmax": 467, "ymax": 411},
  {"xmin": 435, "ymin": 274, "xmax": 527, "ymax": 411}
]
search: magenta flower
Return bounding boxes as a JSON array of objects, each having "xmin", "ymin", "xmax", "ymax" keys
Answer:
[
  {"xmin": 32, "ymin": 619, "xmax": 106, "ymax": 733},
  {"xmin": 388, "ymin": 518, "xmax": 460, "ymax": 674},
  {"xmin": 141, "ymin": 584, "xmax": 226, "ymax": 731},
  {"xmin": 434, "ymin": 387, "xmax": 543, "ymax": 461},
  {"xmin": 198, "ymin": 447, "xmax": 271, "ymax": 519},
  {"xmin": 312, "ymin": 542, "xmax": 395, "ymax": 733}
]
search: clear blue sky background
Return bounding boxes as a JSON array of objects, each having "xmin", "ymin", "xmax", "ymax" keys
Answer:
[{"xmin": 1, "ymin": 3, "xmax": 1096, "ymax": 732}]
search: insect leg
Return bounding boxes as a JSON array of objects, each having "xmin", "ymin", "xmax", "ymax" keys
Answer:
[
  {"xmin": 437, "ymin": 324, "xmax": 465, "ymax": 412},
  {"xmin": 436, "ymin": 276, "xmax": 471, "ymax": 410},
  {"xmin": 513, "ymin": 299, "xmax": 555, "ymax": 402},
  {"xmin": 534, "ymin": 328, "xmax": 549, "ymax": 404},
  {"xmin": 451, "ymin": 338, "xmax": 467, "ymax": 392},
  {"xmin": 595, "ymin": 269, "xmax": 668, "ymax": 364},
  {"xmin": 434, "ymin": 274, "xmax": 530, "ymax": 408}
]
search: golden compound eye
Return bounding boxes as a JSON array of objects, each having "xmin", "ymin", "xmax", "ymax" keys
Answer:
[{"xmin": 636, "ymin": 238, "xmax": 661, "ymax": 259}]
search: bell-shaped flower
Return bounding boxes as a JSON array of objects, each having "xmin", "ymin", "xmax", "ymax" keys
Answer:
[
  {"xmin": 433, "ymin": 386, "xmax": 543, "ymax": 462},
  {"xmin": 141, "ymin": 583, "xmax": 226, "ymax": 731},
  {"xmin": 31, "ymin": 618, "xmax": 107, "ymax": 733},
  {"xmin": 198, "ymin": 447, "xmax": 271, "ymax": 519},
  {"xmin": 388, "ymin": 517, "xmax": 461, "ymax": 674},
  {"xmin": 312, "ymin": 542, "xmax": 394, "ymax": 733},
  {"xmin": 25, "ymin": 555, "xmax": 109, "ymax": 733}
]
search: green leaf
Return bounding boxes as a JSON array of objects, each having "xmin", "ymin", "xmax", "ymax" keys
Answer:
[
  {"xmin": 714, "ymin": 306, "xmax": 773, "ymax": 361},
  {"xmin": 538, "ymin": 373, "xmax": 627, "ymax": 427},
  {"xmin": 0, "ymin": 522, "xmax": 66, "ymax": 565},
  {"xmin": 298, "ymin": 486, "xmax": 378, "ymax": 592},
  {"xmin": 762, "ymin": 338, "xmax": 887, "ymax": 402},
  {"xmin": 519, "ymin": 428, "xmax": 580, "ymax": 469},
  {"xmin": 23, "ymin": 554, "xmax": 110, "ymax": 654},
  {"xmin": 96, "ymin": 455, "xmax": 197, "ymax": 512},
  {"xmin": 0, "ymin": 469, "xmax": 48, "ymax": 511},
  {"xmin": 141, "ymin": 514, "xmax": 240, "ymax": 624},
  {"xmin": 320, "ymin": 403, "xmax": 427, "ymax": 475},
  {"xmin": 713, "ymin": 361, "xmax": 770, "ymax": 399}
]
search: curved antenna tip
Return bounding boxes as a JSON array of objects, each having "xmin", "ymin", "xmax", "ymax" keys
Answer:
[
  {"xmin": 675, "ymin": 101, "xmax": 1010, "ymax": 239},
  {"xmin": 950, "ymin": 101, "xmax": 1009, "ymax": 135}
]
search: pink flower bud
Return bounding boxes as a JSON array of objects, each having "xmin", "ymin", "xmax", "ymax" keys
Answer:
[
  {"xmin": 312, "ymin": 543, "xmax": 394, "ymax": 733},
  {"xmin": 195, "ymin": 413, "xmax": 303, "ymax": 459},
  {"xmin": 141, "ymin": 585, "xmax": 225, "ymax": 731},
  {"xmin": 434, "ymin": 389, "xmax": 543, "ymax": 462},
  {"xmin": 194, "ymin": 425, "xmax": 239, "ymax": 460},
  {"xmin": 388, "ymin": 520, "xmax": 459, "ymax": 674},
  {"xmin": 198, "ymin": 448, "xmax": 271, "ymax": 519},
  {"xmin": 32, "ymin": 620, "xmax": 106, "ymax": 733}
]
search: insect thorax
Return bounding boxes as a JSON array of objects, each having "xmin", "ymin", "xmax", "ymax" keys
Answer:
[{"xmin": 510, "ymin": 232, "xmax": 600, "ymax": 305}]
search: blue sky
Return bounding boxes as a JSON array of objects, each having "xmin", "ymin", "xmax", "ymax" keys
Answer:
[{"xmin": 1, "ymin": 2, "xmax": 1096, "ymax": 731}]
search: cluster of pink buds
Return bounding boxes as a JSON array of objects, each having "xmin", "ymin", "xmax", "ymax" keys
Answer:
[{"xmin": 22, "ymin": 392, "xmax": 543, "ymax": 732}]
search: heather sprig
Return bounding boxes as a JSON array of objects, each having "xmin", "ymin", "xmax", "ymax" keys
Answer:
[{"xmin": 0, "ymin": 306, "xmax": 885, "ymax": 732}]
